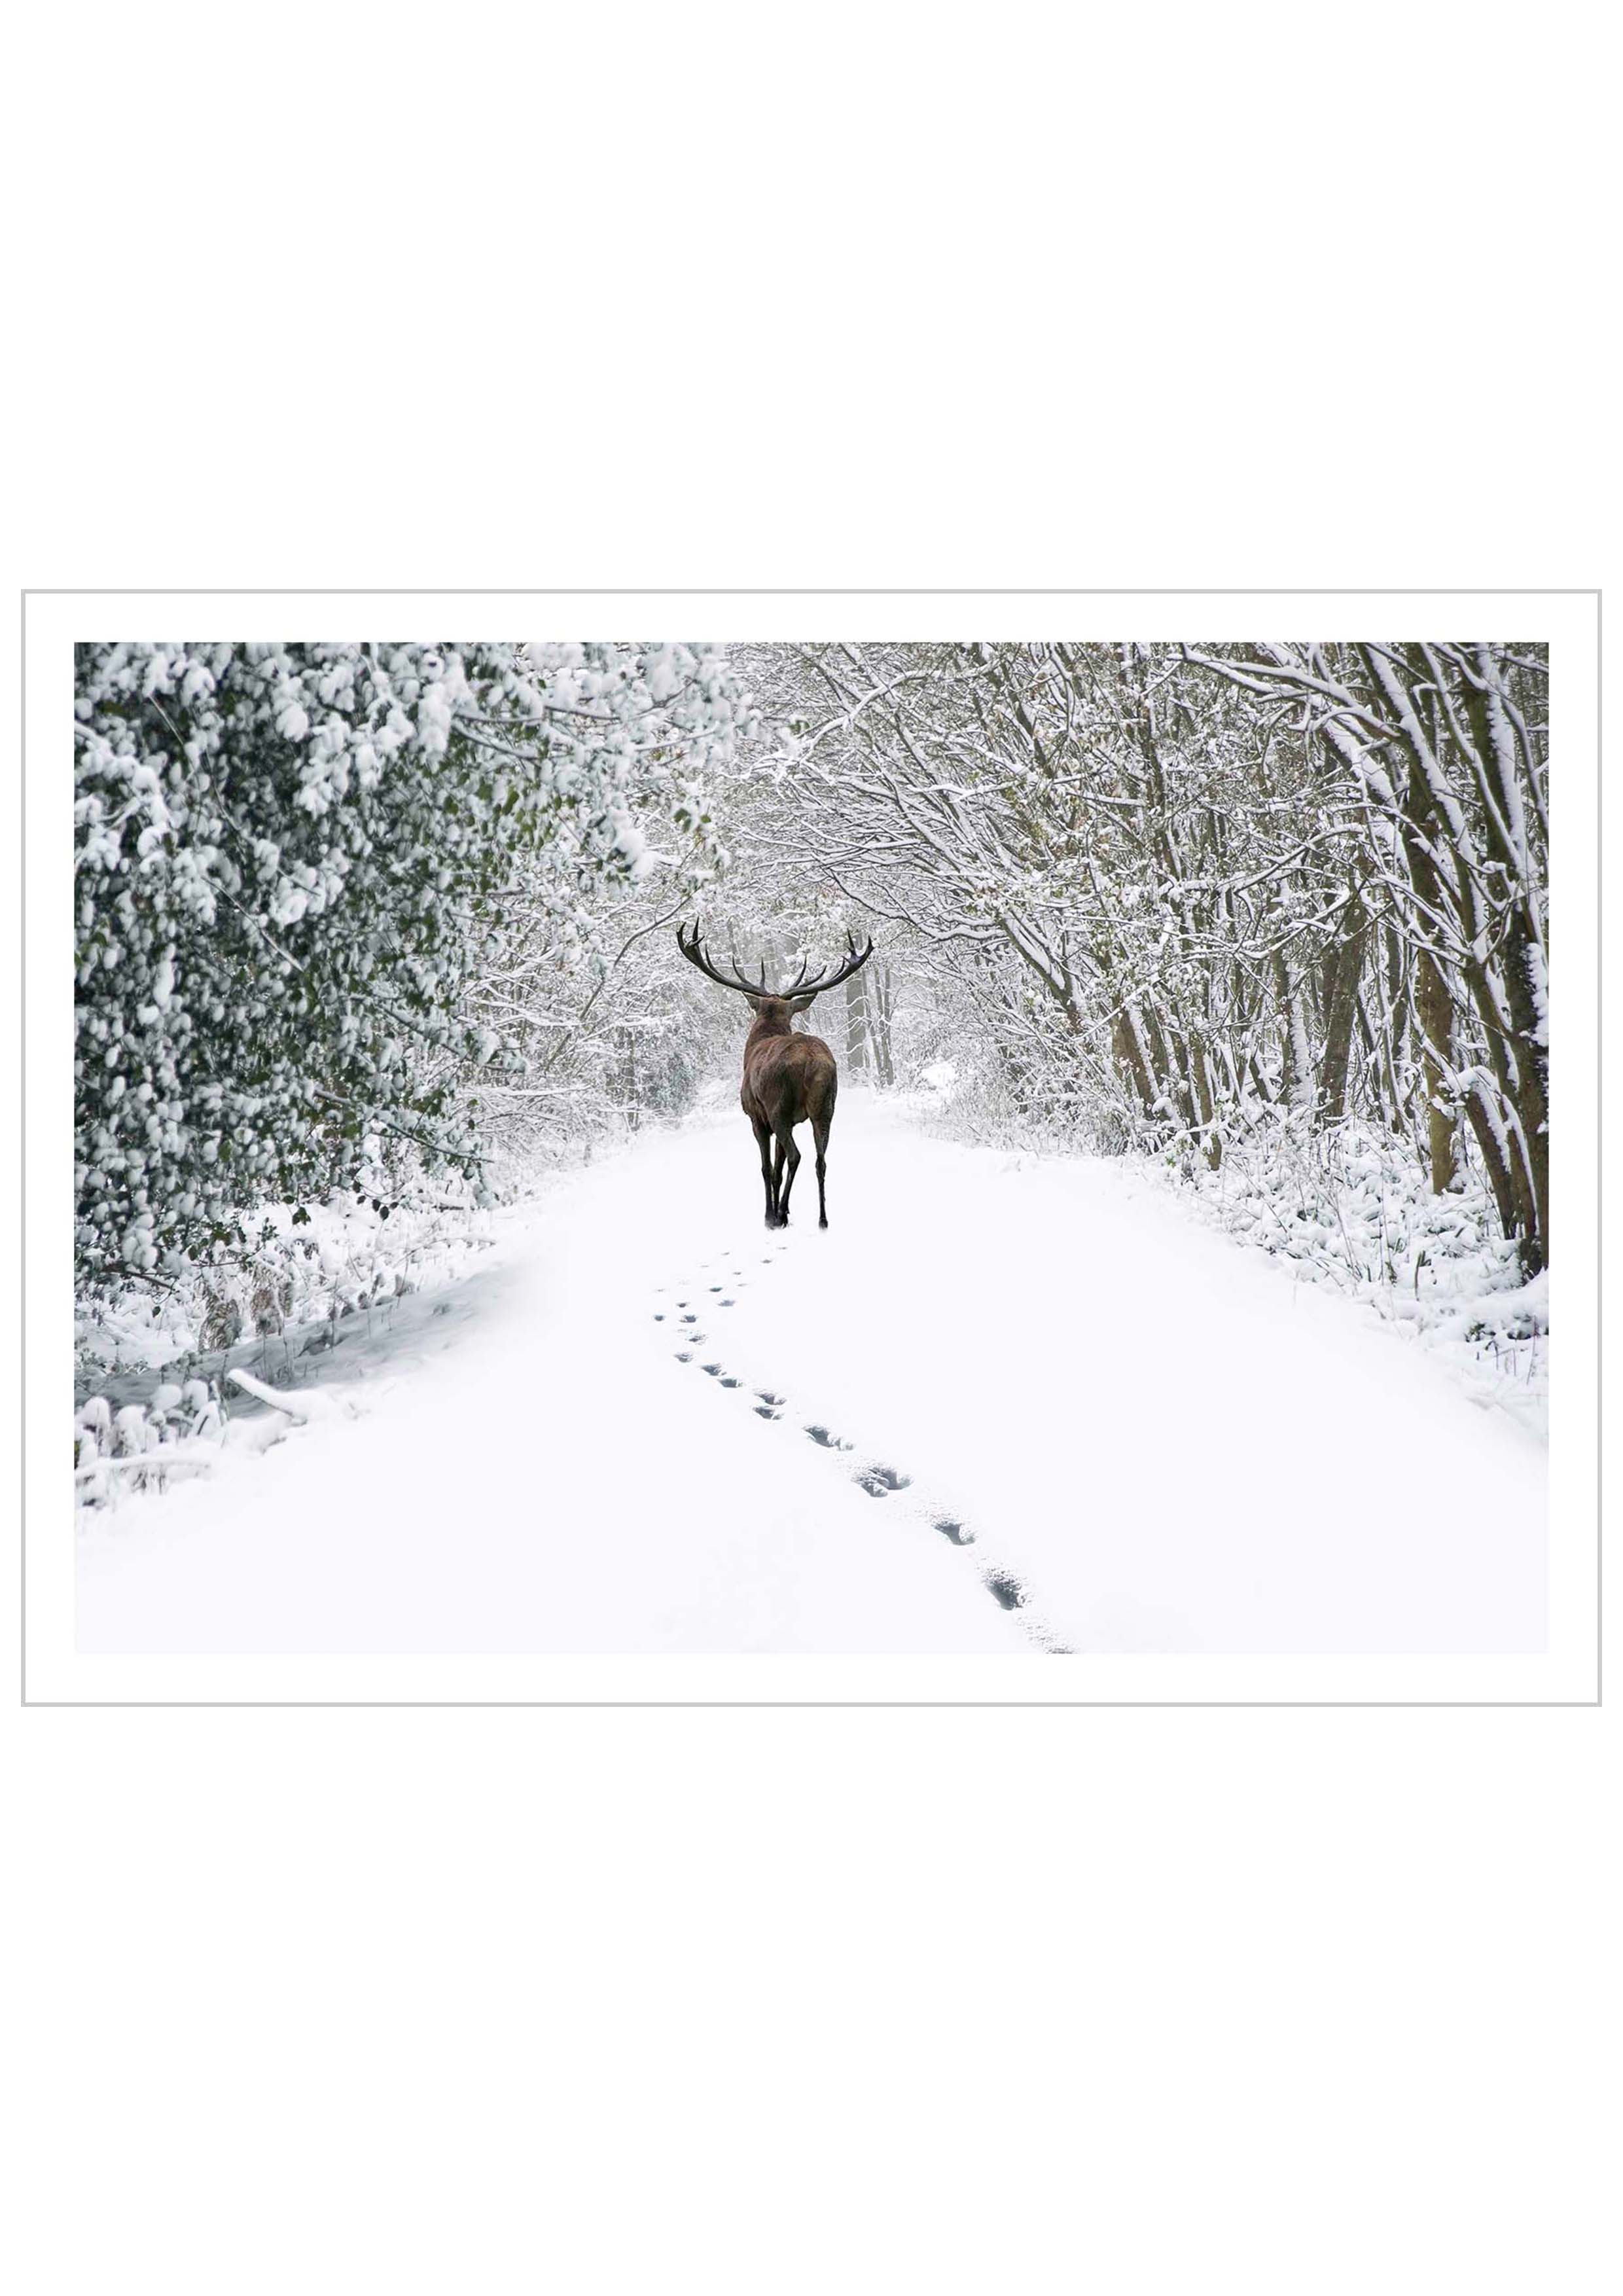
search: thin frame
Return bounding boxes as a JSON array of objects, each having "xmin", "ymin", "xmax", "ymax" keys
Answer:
[{"xmin": 21, "ymin": 589, "xmax": 1601, "ymax": 1706}]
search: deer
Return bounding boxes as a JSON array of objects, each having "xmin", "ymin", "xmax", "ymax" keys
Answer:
[{"xmin": 677, "ymin": 922, "xmax": 876, "ymax": 1229}]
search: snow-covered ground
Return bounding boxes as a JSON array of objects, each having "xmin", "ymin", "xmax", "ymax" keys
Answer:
[{"xmin": 77, "ymin": 1090, "xmax": 1546, "ymax": 1656}]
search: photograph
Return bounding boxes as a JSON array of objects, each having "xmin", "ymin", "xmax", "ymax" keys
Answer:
[{"xmin": 68, "ymin": 635, "xmax": 1552, "ymax": 1664}]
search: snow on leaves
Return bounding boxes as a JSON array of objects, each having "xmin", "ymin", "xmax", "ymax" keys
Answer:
[{"xmin": 74, "ymin": 640, "xmax": 749, "ymax": 1290}]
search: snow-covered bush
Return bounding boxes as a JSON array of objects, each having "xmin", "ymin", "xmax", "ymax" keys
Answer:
[
  {"xmin": 75, "ymin": 1180, "xmax": 493, "ymax": 1388},
  {"xmin": 71, "ymin": 1176, "xmax": 512, "ymax": 1511},
  {"xmin": 1168, "ymin": 1108, "xmax": 1548, "ymax": 1427},
  {"xmin": 74, "ymin": 1377, "xmax": 226, "ymax": 1507},
  {"xmin": 74, "ymin": 641, "xmax": 749, "ymax": 1291}
]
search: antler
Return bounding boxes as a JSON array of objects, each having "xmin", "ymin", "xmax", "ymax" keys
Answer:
[
  {"xmin": 676, "ymin": 924, "xmax": 876, "ymax": 1001},
  {"xmin": 676, "ymin": 922, "xmax": 768, "ymax": 997},
  {"xmin": 785, "ymin": 930, "xmax": 876, "ymax": 998}
]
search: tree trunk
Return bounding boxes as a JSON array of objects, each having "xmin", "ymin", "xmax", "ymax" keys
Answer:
[
  {"xmin": 1272, "ymin": 951, "xmax": 1313, "ymax": 1112},
  {"xmin": 1190, "ymin": 1036, "xmax": 1221, "ymax": 1168},
  {"xmin": 845, "ymin": 967, "xmax": 869, "ymax": 1074},
  {"xmin": 868, "ymin": 963, "xmax": 896, "ymax": 1086},
  {"xmin": 1109, "ymin": 1007, "xmax": 1159, "ymax": 1122},
  {"xmin": 1413, "ymin": 947, "xmax": 1459, "ymax": 1193},
  {"xmin": 1317, "ymin": 891, "xmax": 1365, "ymax": 1124}
]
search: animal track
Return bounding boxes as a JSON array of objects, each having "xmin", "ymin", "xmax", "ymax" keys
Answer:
[{"xmin": 656, "ymin": 1263, "xmax": 1056, "ymax": 1645}]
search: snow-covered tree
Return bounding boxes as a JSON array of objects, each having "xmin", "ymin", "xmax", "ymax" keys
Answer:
[
  {"xmin": 738, "ymin": 638, "xmax": 1550, "ymax": 1268},
  {"xmin": 74, "ymin": 641, "xmax": 749, "ymax": 1290},
  {"xmin": 1188, "ymin": 642, "xmax": 1549, "ymax": 1266}
]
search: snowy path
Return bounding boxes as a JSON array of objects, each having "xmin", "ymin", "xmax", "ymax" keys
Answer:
[{"xmin": 78, "ymin": 1091, "xmax": 1546, "ymax": 1656}]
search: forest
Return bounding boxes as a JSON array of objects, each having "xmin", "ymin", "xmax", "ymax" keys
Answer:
[{"xmin": 73, "ymin": 638, "xmax": 1550, "ymax": 1526}]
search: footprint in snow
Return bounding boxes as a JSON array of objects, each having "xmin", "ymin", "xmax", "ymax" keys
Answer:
[
  {"xmin": 855, "ymin": 1465, "xmax": 912, "ymax": 1498},
  {"xmin": 677, "ymin": 1355, "xmax": 1056, "ymax": 1646}
]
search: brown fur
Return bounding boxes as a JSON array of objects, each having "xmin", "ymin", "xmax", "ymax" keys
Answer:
[
  {"xmin": 676, "ymin": 924, "xmax": 874, "ymax": 1228},
  {"xmin": 740, "ymin": 997, "xmax": 836, "ymax": 1228},
  {"xmin": 740, "ymin": 1000, "xmax": 836, "ymax": 1132}
]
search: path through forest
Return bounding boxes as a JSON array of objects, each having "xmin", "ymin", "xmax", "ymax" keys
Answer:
[{"xmin": 78, "ymin": 1092, "xmax": 1546, "ymax": 1656}]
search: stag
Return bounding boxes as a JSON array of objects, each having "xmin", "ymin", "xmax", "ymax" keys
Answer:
[{"xmin": 677, "ymin": 923, "xmax": 876, "ymax": 1229}]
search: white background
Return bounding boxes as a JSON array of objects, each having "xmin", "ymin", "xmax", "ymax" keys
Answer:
[{"xmin": 3, "ymin": 7, "xmax": 1616, "ymax": 2293}]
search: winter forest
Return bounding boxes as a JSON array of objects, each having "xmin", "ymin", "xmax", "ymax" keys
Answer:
[{"xmin": 73, "ymin": 639, "xmax": 1550, "ymax": 1655}]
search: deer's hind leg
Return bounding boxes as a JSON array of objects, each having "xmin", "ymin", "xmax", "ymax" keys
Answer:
[
  {"xmin": 774, "ymin": 1121, "xmax": 802, "ymax": 1225},
  {"xmin": 812, "ymin": 1112, "xmax": 832, "ymax": 1228},
  {"xmin": 750, "ymin": 1114, "xmax": 779, "ymax": 1227}
]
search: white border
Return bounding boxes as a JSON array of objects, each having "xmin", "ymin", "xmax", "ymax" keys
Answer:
[{"xmin": 23, "ymin": 590, "xmax": 1599, "ymax": 1704}]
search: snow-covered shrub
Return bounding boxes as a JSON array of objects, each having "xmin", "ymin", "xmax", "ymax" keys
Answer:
[
  {"xmin": 74, "ymin": 1181, "xmax": 493, "ymax": 1393},
  {"xmin": 75, "ymin": 1376, "xmax": 226, "ymax": 1507},
  {"xmin": 1167, "ymin": 1109, "xmax": 1548, "ymax": 1427},
  {"xmin": 74, "ymin": 641, "xmax": 749, "ymax": 1294},
  {"xmin": 71, "ymin": 1173, "xmax": 513, "ymax": 1509},
  {"xmin": 906, "ymin": 992, "xmax": 1109, "ymax": 1154}
]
